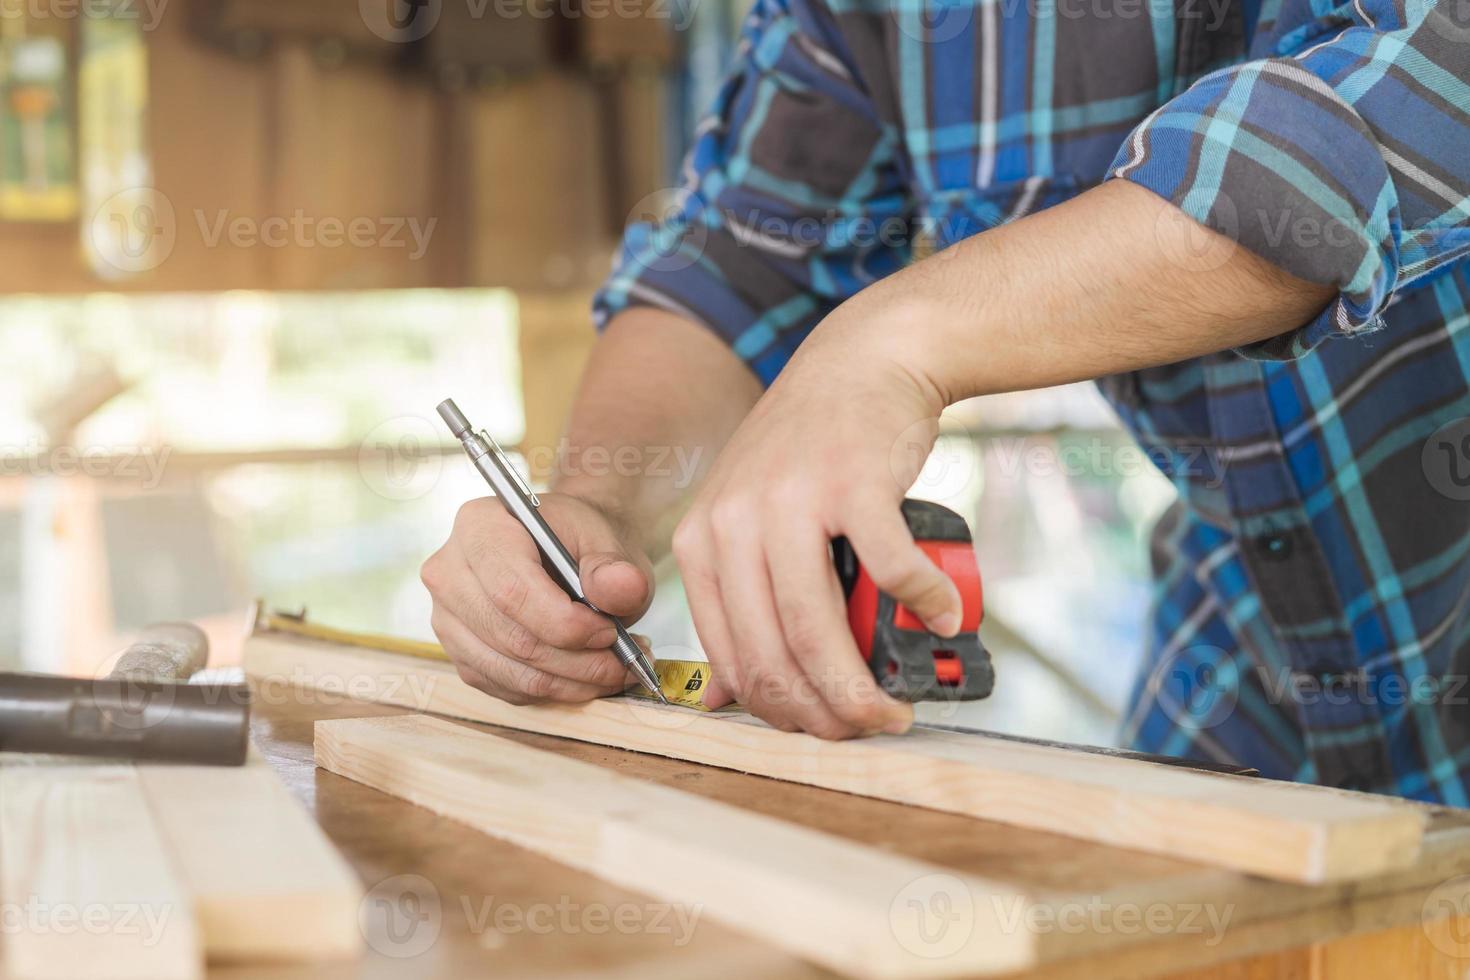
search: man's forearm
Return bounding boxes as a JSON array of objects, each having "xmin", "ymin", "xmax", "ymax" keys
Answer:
[
  {"xmin": 825, "ymin": 180, "xmax": 1338, "ymax": 407},
  {"xmin": 550, "ymin": 307, "xmax": 763, "ymax": 557}
]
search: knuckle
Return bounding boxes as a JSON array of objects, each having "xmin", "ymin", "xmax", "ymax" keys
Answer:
[
  {"xmin": 808, "ymin": 718, "xmax": 860, "ymax": 741},
  {"xmin": 455, "ymin": 496, "xmax": 499, "ymax": 527},
  {"xmin": 499, "ymin": 617, "xmax": 546, "ymax": 664},
  {"xmin": 829, "ymin": 698, "xmax": 889, "ymax": 733},
  {"xmin": 708, "ymin": 498, "xmax": 750, "ymax": 539},
  {"xmin": 747, "ymin": 703, "xmax": 798, "ymax": 732},
  {"xmin": 541, "ymin": 614, "xmax": 591, "ymax": 650},
  {"xmin": 586, "ymin": 652, "xmax": 632, "ymax": 688},
  {"xmin": 778, "ymin": 603, "xmax": 825, "ymax": 654},
  {"xmin": 487, "ymin": 566, "xmax": 531, "ymax": 619},
  {"xmin": 671, "ymin": 515, "xmax": 703, "ymax": 563},
  {"xmin": 517, "ymin": 665, "xmax": 559, "ymax": 701},
  {"xmin": 419, "ymin": 554, "xmax": 442, "ymax": 593}
]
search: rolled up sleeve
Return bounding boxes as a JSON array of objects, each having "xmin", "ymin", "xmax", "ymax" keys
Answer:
[
  {"xmin": 1109, "ymin": 3, "xmax": 1470, "ymax": 359},
  {"xmin": 593, "ymin": 0, "xmax": 910, "ymax": 385}
]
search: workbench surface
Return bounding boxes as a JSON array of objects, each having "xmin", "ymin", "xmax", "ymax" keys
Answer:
[{"xmin": 225, "ymin": 693, "xmax": 1470, "ymax": 980}]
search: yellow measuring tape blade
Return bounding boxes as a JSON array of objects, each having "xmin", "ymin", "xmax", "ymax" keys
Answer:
[
  {"xmin": 257, "ymin": 606, "xmax": 712, "ymax": 709},
  {"xmin": 630, "ymin": 658, "xmax": 715, "ymax": 711}
]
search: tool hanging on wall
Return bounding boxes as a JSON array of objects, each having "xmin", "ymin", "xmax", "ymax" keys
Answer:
[
  {"xmin": 0, "ymin": 5, "xmax": 77, "ymax": 222},
  {"xmin": 79, "ymin": 1, "xmax": 153, "ymax": 278}
]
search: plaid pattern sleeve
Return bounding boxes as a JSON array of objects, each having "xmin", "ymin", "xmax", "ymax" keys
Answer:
[
  {"xmin": 592, "ymin": 0, "xmax": 912, "ymax": 385},
  {"xmin": 593, "ymin": 0, "xmax": 1470, "ymax": 802},
  {"xmin": 1109, "ymin": 0, "xmax": 1470, "ymax": 360}
]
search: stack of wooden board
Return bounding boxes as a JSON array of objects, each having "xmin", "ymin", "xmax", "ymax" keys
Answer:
[
  {"xmin": 244, "ymin": 628, "xmax": 1463, "ymax": 979},
  {"xmin": 0, "ymin": 744, "xmax": 364, "ymax": 980}
]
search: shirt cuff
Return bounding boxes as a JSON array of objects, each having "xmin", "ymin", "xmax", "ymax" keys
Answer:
[{"xmin": 1108, "ymin": 59, "xmax": 1399, "ymax": 360}]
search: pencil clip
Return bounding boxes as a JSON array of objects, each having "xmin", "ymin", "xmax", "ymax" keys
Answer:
[{"xmin": 481, "ymin": 430, "xmax": 541, "ymax": 507}]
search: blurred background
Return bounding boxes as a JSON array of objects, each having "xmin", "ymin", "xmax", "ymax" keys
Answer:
[{"xmin": 0, "ymin": 0, "xmax": 1175, "ymax": 746}]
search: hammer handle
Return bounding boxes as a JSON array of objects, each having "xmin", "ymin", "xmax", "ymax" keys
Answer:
[{"xmin": 108, "ymin": 622, "xmax": 209, "ymax": 683}]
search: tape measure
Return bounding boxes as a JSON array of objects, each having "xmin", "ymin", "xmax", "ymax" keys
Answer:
[
  {"xmin": 629, "ymin": 658, "xmax": 717, "ymax": 711},
  {"xmin": 253, "ymin": 603, "xmax": 714, "ymax": 710}
]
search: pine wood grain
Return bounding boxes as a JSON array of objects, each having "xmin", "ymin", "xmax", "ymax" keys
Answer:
[
  {"xmin": 248, "ymin": 632, "xmax": 1425, "ymax": 884},
  {"xmin": 0, "ymin": 764, "xmax": 202, "ymax": 980},
  {"xmin": 137, "ymin": 751, "xmax": 363, "ymax": 963},
  {"xmin": 315, "ymin": 712, "xmax": 1043, "ymax": 979}
]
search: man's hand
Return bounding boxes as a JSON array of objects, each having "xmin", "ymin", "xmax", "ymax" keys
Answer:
[
  {"xmin": 672, "ymin": 181, "xmax": 1335, "ymax": 740},
  {"xmin": 673, "ymin": 303, "xmax": 957, "ymax": 739},
  {"xmin": 422, "ymin": 493, "xmax": 655, "ymax": 704}
]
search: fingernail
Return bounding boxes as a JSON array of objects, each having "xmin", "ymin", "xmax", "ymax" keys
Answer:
[
  {"xmin": 883, "ymin": 715, "xmax": 912, "ymax": 735},
  {"xmin": 931, "ymin": 611, "xmax": 961, "ymax": 637}
]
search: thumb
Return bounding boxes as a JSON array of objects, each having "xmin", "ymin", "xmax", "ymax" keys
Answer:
[{"xmin": 579, "ymin": 549, "xmax": 653, "ymax": 618}]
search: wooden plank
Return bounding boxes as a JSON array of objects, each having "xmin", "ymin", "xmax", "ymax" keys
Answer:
[
  {"xmin": 0, "ymin": 764, "xmax": 202, "ymax": 980},
  {"xmin": 315, "ymin": 713, "xmax": 1042, "ymax": 978},
  {"xmin": 137, "ymin": 750, "xmax": 363, "ymax": 963},
  {"xmin": 246, "ymin": 633, "xmax": 1425, "ymax": 884},
  {"xmin": 269, "ymin": 690, "xmax": 1470, "ymax": 979}
]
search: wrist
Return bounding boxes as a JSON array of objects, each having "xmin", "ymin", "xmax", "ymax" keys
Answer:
[{"xmin": 829, "ymin": 271, "xmax": 973, "ymax": 412}]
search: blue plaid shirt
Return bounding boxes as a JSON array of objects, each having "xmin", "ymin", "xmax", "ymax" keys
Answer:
[{"xmin": 595, "ymin": 0, "xmax": 1470, "ymax": 800}]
